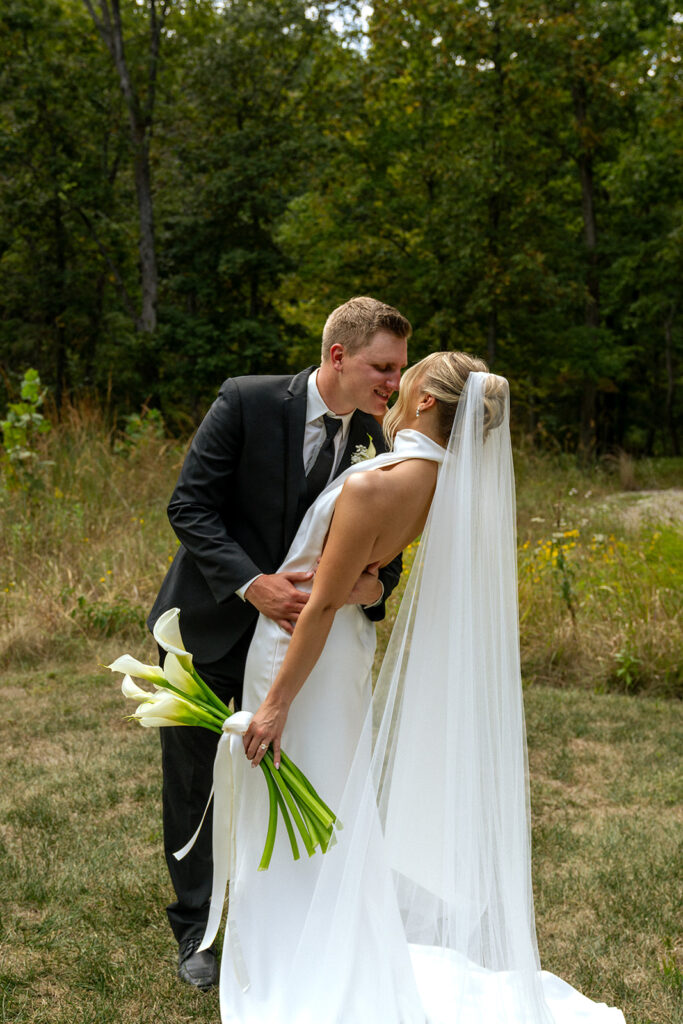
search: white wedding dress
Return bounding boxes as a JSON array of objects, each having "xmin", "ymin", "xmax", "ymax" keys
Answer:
[{"xmin": 213, "ymin": 397, "xmax": 625, "ymax": 1024}]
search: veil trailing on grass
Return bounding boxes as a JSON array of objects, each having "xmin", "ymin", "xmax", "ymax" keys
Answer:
[{"xmin": 286, "ymin": 372, "xmax": 555, "ymax": 1023}]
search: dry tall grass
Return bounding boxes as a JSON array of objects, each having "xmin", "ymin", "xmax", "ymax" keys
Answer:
[
  {"xmin": 513, "ymin": 446, "xmax": 682, "ymax": 696},
  {"xmin": 1, "ymin": 401, "xmax": 183, "ymax": 668},
  {"xmin": 1, "ymin": 404, "xmax": 681, "ymax": 696}
]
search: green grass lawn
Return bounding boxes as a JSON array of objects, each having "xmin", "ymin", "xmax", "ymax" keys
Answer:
[{"xmin": 0, "ymin": 663, "xmax": 680, "ymax": 1023}]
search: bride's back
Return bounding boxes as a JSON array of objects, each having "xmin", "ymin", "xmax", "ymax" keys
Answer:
[
  {"xmin": 308, "ymin": 452, "xmax": 440, "ymax": 619},
  {"xmin": 338, "ymin": 456, "xmax": 439, "ymax": 570}
]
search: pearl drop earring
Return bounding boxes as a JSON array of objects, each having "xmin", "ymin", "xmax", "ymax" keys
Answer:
[{"xmin": 415, "ymin": 407, "xmax": 421, "ymax": 417}]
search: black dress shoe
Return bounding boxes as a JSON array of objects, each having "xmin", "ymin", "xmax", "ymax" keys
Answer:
[{"xmin": 177, "ymin": 936, "xmax": 218, "ymax": 991}]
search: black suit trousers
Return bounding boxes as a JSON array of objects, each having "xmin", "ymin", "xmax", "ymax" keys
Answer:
[{"xmin": 159, "ymin": 624, "xmax": 255, "ymax": 944}]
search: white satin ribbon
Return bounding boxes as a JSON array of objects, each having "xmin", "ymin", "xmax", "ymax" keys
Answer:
[{"xmin": 173, "ymin": 710, "xmax": 253, "ymax": 987}]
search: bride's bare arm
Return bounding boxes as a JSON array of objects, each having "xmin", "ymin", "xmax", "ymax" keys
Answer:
[{"xmin": 243, "ymin": 459, "xmax": 437, "ymax": 767}]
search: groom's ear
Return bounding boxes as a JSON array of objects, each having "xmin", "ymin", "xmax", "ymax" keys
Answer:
[{"xmin": 328, "ymin": 343, "xmax": 345, "ymax": 372}]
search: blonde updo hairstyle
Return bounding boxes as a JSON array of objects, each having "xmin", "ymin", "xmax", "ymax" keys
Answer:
[{"xmin": 383, "ymin": 351, "xmax": 507, "ymax": 445}]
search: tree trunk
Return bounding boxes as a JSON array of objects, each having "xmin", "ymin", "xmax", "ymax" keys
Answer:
[
  {"xmin": 52, "ymin": 189, "xmax": 68, "ymax": 411},
  {"xmin": 486, "ymin": 299, "xmax": 498, "ymax": 368},
  {"xmin": 134, "ymin": 131, "xmax": 157, "ymax": 332},
  {"xmin": 36, "ymin": 80, "xmax": 69, "ymax": 409},
  {"xmin": 664, "ymin": 308, "xmax": 680, "ymax": 456},
  {"xmin": 486, "ymin": 9, "xmax": 505, "ymax": 368},
  {"xmin": 572, "ymin": 77, "xmax": 599, "ymax": 455},
  {"xmin": 249, "ymin": 211, "xmax": 260, "ymax": 321},
  {"xmin": 86, "ymin": 272, "xmax": 107, "ymax": 386},
  {"xmin": 83, "ymin": 0, "xmax": 164, "ymax": 333}
]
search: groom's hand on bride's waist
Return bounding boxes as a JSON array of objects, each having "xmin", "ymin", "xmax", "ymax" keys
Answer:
[
  {"xmin": 345, "ymin": 561, "xmax": 383, "ymax": 608},
  {"xmin": 244, "ymin": 572, "xmax": 314, "ymax": 634}
]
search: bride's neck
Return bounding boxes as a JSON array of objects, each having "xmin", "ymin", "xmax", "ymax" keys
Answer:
[{"xmin": 404, "ymin": 410, "xmax": 446, "ymax": 448}]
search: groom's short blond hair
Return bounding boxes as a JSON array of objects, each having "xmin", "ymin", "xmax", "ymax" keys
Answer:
[{"xmin": 321, "ymin": 297, "xmax": 412, "ymax": 361}]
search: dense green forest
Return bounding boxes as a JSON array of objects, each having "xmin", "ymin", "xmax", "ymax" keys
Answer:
[{"xmin": 0, "ymin": 0, "xmax": 681, "ymax": 453}]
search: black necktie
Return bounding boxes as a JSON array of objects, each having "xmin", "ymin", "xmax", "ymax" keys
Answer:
[{"xmin": 306, "ymin": 414, "xmax": 341, "ymax": 505}]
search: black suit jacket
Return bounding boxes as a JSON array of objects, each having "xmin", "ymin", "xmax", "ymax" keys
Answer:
[{"xmin": 148, "ymin": 367, "xmax": 402, "ymax": 663}]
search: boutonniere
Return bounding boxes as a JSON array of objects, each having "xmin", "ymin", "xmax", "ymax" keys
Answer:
[{"xmin": 350, "ymin": 434, "xmax": 377, "ymax": 464}]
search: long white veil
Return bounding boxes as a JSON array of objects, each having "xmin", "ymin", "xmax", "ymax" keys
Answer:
[{"xmin": 286, "ymin": 372, "xmax": 554, "ymax": 1023}]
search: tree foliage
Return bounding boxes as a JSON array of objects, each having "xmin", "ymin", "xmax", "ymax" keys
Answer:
[{"xmin": 0, "ymin": 0, "xmax": 680, "ymax": 451}]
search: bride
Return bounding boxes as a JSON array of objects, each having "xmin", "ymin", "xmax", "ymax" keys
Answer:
[{"xmin": 199, "ymin": 352, "xmax": 624, "ymax": 1023}]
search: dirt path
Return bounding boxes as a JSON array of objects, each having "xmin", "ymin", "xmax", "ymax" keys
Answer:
[{"xmin": 604, "ymin": 488, "xmax": 683, "ymax": 529}]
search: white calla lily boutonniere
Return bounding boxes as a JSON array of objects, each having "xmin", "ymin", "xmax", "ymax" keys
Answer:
[{"xmin": 350, "ymin": 433, "xmax": 377, "ymax": 465}]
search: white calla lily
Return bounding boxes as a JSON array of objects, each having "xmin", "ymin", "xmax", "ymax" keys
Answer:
[
  {"xmin": 152, "ymin": 609, "xmax": 233, "ymax": 716},
  {"xmin": 163, "ymin": 652, "xmax": 204, "ymax": 700},
  {"xmin": 131, "ymin": 691, "xmax": 222, "ymax": 731},
  {"xmin": 350, "ymin": 434, "xmax": 377, "ymax": 465},
  {"xmin": 131, "ymin": 709, "xmax": 183, "ymax": 728},
  {"xmin": 108, "ymin": 654, "xmax": 166, "ymax": 684},
  {"xmin": 146, "ymin": 690, "xmax": 191, "ymax": 710},
  {"xmin": 153, "ymin": 608, "xmax": 193, "ymax": 670},
  {"xmin": 121, "ymin": 675, "xmax": 154, "ymax": 701}
]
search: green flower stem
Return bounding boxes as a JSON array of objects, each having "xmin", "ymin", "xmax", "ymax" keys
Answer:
[
  {"xmin": 170, "ymin": 697, "xmax": 224, "ymax": 730},
  {"xmin": 267, "ymin": 758, "xmax": 317, "ymax": 857},
  {"xmin": 258, "ymin": 765, "xmax": 280, "ymax": 871},
  {"xmin": 275, "ymin": 757, "xmax": 336, "ymax": 831},
  {"xmin": 190, "ymin": 667, "xmax": 232, "ymax": 718},
  {"xmin": 272, "ymin": 757, "xmax": 335, "ymax": 843},
  {"xmin": 268, "ymin": 768, "xmax": 301, "ymax": 864},
  {"xmin": 295, "ymin": 794, "xmax": 332, "ymax": 853},
  {"xmin": 152, "ymin": 680, "xmax": 226, "ymax": 727},
  {"xmin": 279, "ymin": 751, "xmax": 338, "ymax": 824},
  {"xmin": 125, "ymin": 713, "xmax": 223, "ymax": 734},
  {"xmin": 293, "ymin": 790, "xmax": 321, "ymax": 841},
  {"xmin": 201, "ymin": 723, "xmax": 223, "ymax": 735}
]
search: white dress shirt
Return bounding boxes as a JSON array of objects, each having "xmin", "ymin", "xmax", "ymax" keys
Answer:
[
  {"xmin": 236, "ymin": 370, "xmax": 354, "ymax": 600},
  {"xmin": 302, "ymin": 368, "xmax": 354, "ymax": 475}
]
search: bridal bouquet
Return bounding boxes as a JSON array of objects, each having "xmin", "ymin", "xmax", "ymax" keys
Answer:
[{"xmin": 108, "ymin": 608, "xmax": 338, "ymax": 870}]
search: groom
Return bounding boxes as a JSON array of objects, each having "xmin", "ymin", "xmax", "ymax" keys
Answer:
[{"xmin": 148, "ymin": 296, "xmax": 411, "ymax": 989}]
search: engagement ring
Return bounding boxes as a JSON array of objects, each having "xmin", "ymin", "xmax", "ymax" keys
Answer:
[{"xmin": 259, "ymin": 742, "xmax": 268, "ymax": 750}]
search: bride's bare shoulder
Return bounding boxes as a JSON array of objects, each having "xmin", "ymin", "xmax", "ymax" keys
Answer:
[{"xmin": 341, "ymin": 458, "xmax": 437, "ymax": 510}]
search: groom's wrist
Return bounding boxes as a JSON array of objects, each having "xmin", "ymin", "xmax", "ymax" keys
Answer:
[
  {"xmin": 237, "ymin": 574, "xmax": 263, "ymax": 601},
  {"xmin": 362, "ymin": 579, "xmax": 384, "ymax": 609}
]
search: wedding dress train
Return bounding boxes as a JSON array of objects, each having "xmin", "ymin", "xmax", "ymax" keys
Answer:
[{"xmin": 215, "ymin": 395, "xmax": 625, "ymax": 1024}]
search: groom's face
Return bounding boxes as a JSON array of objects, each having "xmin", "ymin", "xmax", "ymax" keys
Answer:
[{"xmin": 338, "ymin": 330, "xmax": 408, "ymax": 416}]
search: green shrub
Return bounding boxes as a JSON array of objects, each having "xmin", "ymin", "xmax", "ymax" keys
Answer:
[{"xmin": 0, "ymin": 369, "xmax": 52, "ymax": 489}]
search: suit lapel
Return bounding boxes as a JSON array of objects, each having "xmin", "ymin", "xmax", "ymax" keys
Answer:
[
  {"xmin": 337, "ymin": 412, "xmax": 385, "ymax": 474},
  {"xmin": 283, "ymin": 366, "xmax": 316, "ymax": 549}
]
